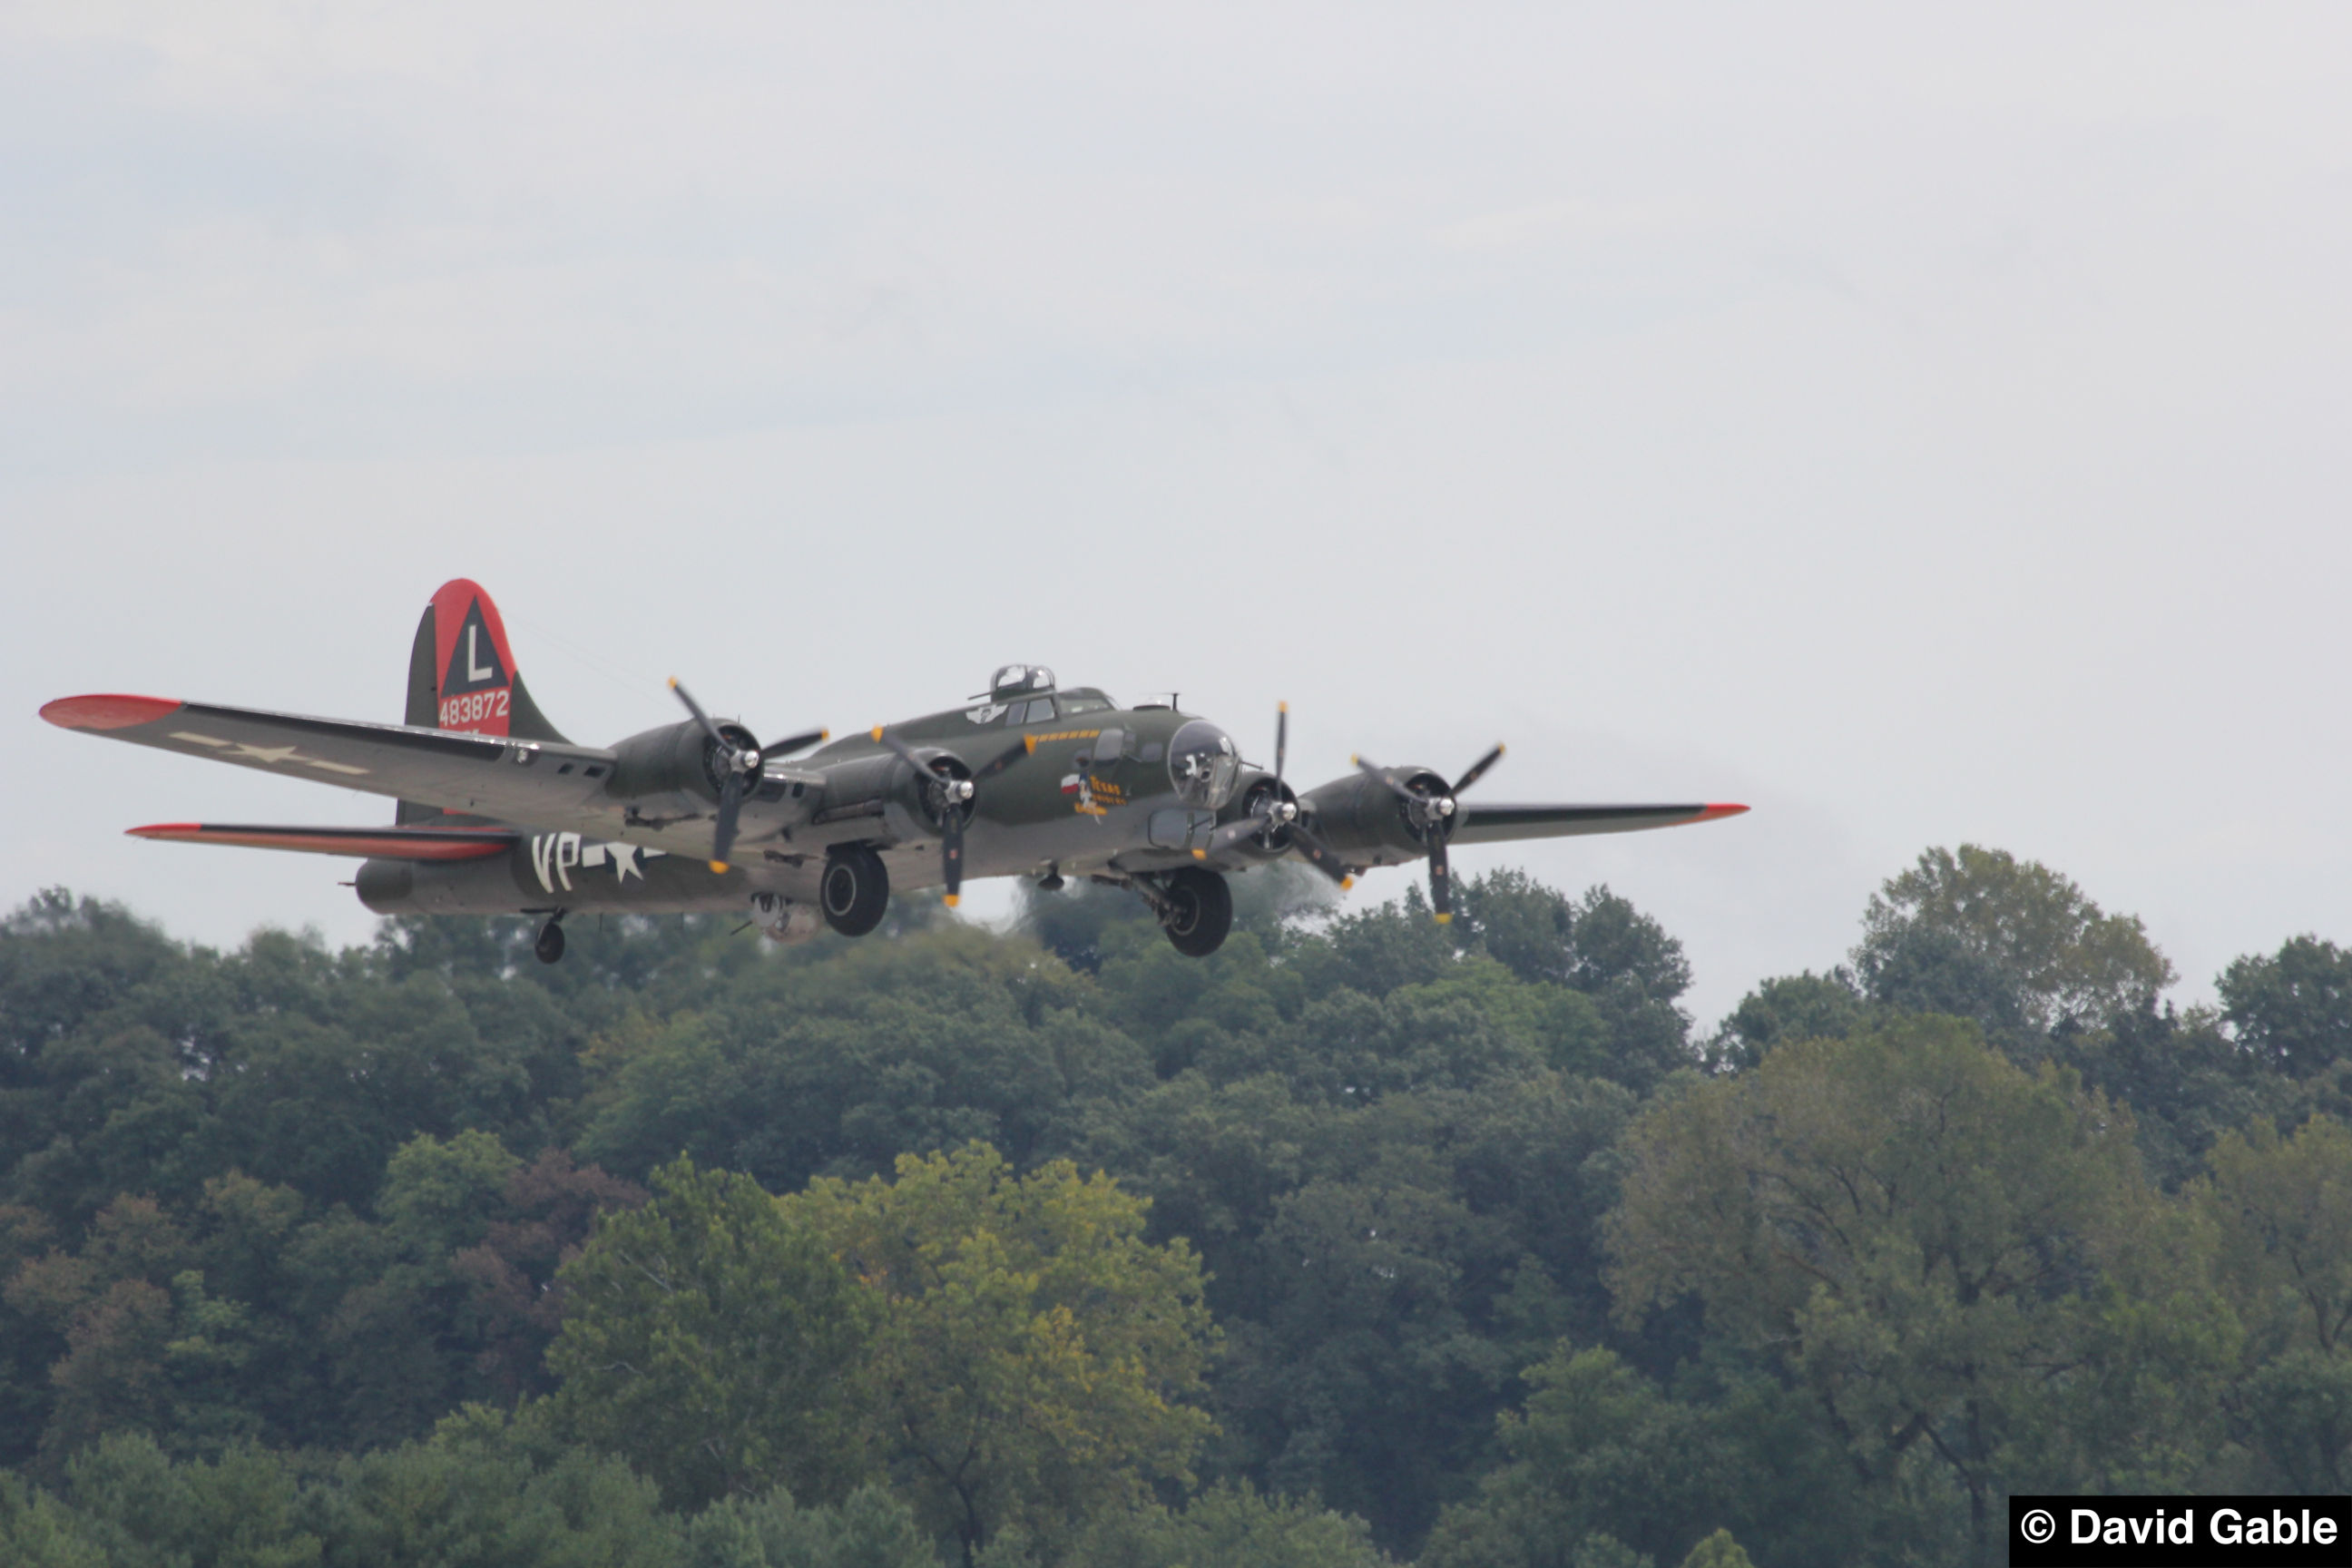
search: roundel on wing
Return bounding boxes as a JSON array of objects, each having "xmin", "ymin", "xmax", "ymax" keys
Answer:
[{"xmin": 429, "ymin": 579, "xmax": 517, "ymax": 735}]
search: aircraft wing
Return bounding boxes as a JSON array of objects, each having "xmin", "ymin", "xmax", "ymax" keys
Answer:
[
  {"xmin": 41, "ymin": 693, "xmax": 622, "ymax": 831},
  {"xmin": 1449, "ymin": 802, "xmax": 1748, "ymax": 844},
  {"xmin": 127, "ymin": 822, "xmax": 519, "ymax": 860}
]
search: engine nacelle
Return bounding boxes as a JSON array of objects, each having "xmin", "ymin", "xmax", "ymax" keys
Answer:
[
  {"xmin": 800, "ymin": 745, "xmax": 972, "ymax": 848},
  {"xmin": 1297, "ymin": 765, "xmax": 1449, "ymax": 867},
  {"xmin": 1210, "ymin": 770, "xmax": 1298, "ymax": 863},
  {"xmin": 603, "ymin": 718, "xmax": 758, "ymax": 806}
]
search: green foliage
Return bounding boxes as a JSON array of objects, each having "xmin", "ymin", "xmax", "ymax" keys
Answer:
[
  {"xmin": 2057, "ymin": 1003, "xmax": 2278, "ymax": 1187},
  {"xmin": 1418, "ymin": 1343, "xmax": 1713, "ymax": 1568},
  {"xmin": 1016, "ymin": 1484, "xmax": 1392, "ymax": 1567},
  {"xmin": 2, "ymin": 855, "xmax": 2350, "ymax": 1568},
  {"xmin": 1707, "ymin": 970, "xmax": 1865, "ymax": 1071},
  {"xmin": 0, "ymin": 1469, "xmax": 106, "ymax": 1568},
  {"xmin": 1854, "ymin": 845, "xmax": 2175, "ymax": 1041},
  {"xmin": 2203, "ymin": 1117, "xmax": 2352, "ymax": 1355},
  {"xmin": 1678, "ymin": 1530, "xmax": 1755, "ymax": 1568},
  {"xmin": 1608, "ymin": 1017, "xmax": 2222, "ymax": 1563},
  {"xmin": 0, "ymin": 1424, "xmax": 941, "ymax": 1568},
  {"xmin": 547, "ymin": 1157, "xmax": 873, "ymax": 1511},
  {"xmin": 681, "ymin": 1483, "xmax": 937, "ymax": 1568},
  {"xmin": 2222, "ymin": 936, "xmax": 2352, "ymax": 1078},
  {"xmin": 573, "ymin": 927, "xmax": 1143, "ymax": 1193},
  {"xmin": 786, "ymin": 1144, "xmax": 1215, "ymax": 1563},
  {"xmin": 2199, "ymin": 1115, "xmax": 2352, "ymax": 1492}
]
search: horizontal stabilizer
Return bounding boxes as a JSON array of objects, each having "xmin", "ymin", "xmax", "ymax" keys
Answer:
[{"xmin": 128, "ymin": 823, "xmax": 517, "ymax": 861}]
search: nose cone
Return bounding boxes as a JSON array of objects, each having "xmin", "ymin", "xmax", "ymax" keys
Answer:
[{"xmin": 1168, "ymin": 720, "xmax": 1241, "ymax": 810}]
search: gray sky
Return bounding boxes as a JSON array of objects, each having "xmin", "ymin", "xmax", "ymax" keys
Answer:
[{"xmin": 6, "ymin": 3, "xmax": 2347, "ymax": 1028}]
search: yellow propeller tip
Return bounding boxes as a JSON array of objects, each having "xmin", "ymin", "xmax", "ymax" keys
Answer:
[
  {"xmin": 1279, "ymin": 701, "xmax": 1289, "ymax": 713},
  {"xmin": 870, "ymin": 725, "xmax": 884, "ymax": 741},
  {"xmin": 943, "ymin": 894, "xmax": 960, "ymax": 907},
  {"xmin": 1191, "ymin": 848, "xmax": 1207, "ymax": 860},
  {"xmin": 1340, "ymin": 876, "xmax": 1356, "ymax": 891},
  {"xmin": 818, "ymin": 729, "xmax": 830, "ymax": 741},
  {"xmin": 1434, "ymin": 912, "xmax": 1453, "ymax": 925},
  {"xmin": 709, "ymin": 860, "xmax": 730, "ymax": 874}
]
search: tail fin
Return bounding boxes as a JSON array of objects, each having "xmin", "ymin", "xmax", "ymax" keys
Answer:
[{"xmin": 398, "ymin": 579, "xmax": 570, "ymax": 824}]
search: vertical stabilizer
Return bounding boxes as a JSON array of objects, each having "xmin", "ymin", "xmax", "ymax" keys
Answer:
[{"xmin": 397, "ymin": 580, "xmax": 570, "ymax": 824}]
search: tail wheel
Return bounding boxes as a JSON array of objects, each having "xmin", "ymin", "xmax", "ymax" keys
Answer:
[
  {"xmin": 820, "ymin": 845, "xmax": 891, "ymax": 937},
  {"xmin": 534, "ymin": 918, "xmax": 566, "ymax": 965},
  {"xmin": 1161, "ymin": 867, "xmax": 1233, "ymax": 958}
]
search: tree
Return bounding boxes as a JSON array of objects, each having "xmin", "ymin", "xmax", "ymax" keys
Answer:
[
  {"xmin": 2203, "ymin": 1116, "xmax": 2352, "ymax": 1356},
  {"xmin": 1707, "ymin": 970, "xmax": 1867, "ymax": 1073},
  {"xmin": 1680, "ymin": 1531, "xmax": 1756, "ymax": 1568},
  {"xmin": 1606, "ymin": 1018, "xmax": 2180, "ymax": 1564},
  {"xmin": 1853, "ymin": 847, "xmax": 2174, "ymax": 1040},
  {"xmin": 1004, "ymin": 1485, "xmax": 1391, "ymax": 1568},
  {"xmin": 682, "ymin": 1483, "xmax": 937, "ymax": 1568},
  {"xmin": 2221, "ymin": 937, "xmax": 2352, "ymax": 1079},
  {"xmin": 1417, "ymin": 1343, "xmax": 1720, "ymax": 1568},
  {"xmin": 573, "ymin": 928, "xmax": 1146, "ymax": 1194},
  {"xmin": 449, "ymin": 1149, "xmax": 645, "ymax": 1405},
  {"xmin": 2200, "ymin": 1116, "xmax": 2352, "ymax": 1491},
  {"xmin": 1453, "ymin": 877, "xmax": 1696, "ymax": 1089},
  {"xmin": 546, "ymin": 1157, "xmax": 873, "ymax": 1511},
  {"xmin": 785, "ymin": 1143, "xmax": 1216, "ymax": 1564},
  {"xmin": 2056, "ymin": 1004, "xmax": 2277, "ymax": 1189}
]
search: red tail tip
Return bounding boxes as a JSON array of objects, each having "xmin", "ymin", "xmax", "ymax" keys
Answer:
[
  {"xmin": 42, "ymin": 694, "xmax": 181, "ymax": 730},
  {"xmin": 1695, "ymin": 803, "xmax": 1750, "ymax": 821}
]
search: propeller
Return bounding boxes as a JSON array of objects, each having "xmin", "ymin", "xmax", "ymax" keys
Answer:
[
  {"xmin": 1348, "ymin": 741, "xmax": 1505, "ymax": 923},
  {"xmin": 670, "ymin": 679, "xmax": 828, "ymax": 874},
  {"xmin": 871, "ymin": 727, "xmax": 1033, "ymax": 906},
  {"xmin": 1208, "ymin": 702, "xmax": 1356, "ymax": 889}
]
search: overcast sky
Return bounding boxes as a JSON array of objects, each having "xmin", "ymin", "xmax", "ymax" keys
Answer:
[{"xmin": 5, "ymin": 3, "xmax": 2347, "ymax": 1028}]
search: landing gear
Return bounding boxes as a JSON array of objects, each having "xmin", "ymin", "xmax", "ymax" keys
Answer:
[
  {"xmin": 533, "ymin": 914, "xmax": 567, "ymax": 965},
  {"xmin": 1159, "ymin": 867, "xmax": 1232, "ymax": 958},
  {"xmin": 820, "ymin": 845, "xmax": 890, "ymax": 937},
  {"xmin": 1037, "ymin": 863, "xmax": 1065, "ymax": 894}
]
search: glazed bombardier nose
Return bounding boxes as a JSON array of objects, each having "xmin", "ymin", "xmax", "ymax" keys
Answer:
[{"xmin": 1167, "ymin": 720, "xmax": 1241, "ymax": 811}]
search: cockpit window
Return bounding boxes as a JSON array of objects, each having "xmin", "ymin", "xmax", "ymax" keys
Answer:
[
  {"xmin": 989, "ymin": 664, "xmax": 1056, "ymax": 701},
  {"xmin": 1167, "ymin": 720, "xmax": 1240, "ymax": 810},
  {"xmin": 1014, "ymin": 698, "xmax": 1055, "ymax": 724},
  {"xmin": 1059, "ymin": 694, "xmax": 1112, "ymax": 716}
]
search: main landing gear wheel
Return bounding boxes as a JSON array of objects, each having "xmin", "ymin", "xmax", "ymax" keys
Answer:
[
  {"xmin": 1160, "ymin": 867, "xmax": 1232, "ymax": 958},
  {"xmin": 534, "ymin": 916, "xmax": 566, "ymax": 965},
  {"xmin": 820, "ymin": 845, "xmax": 891, "ymax": 937}
]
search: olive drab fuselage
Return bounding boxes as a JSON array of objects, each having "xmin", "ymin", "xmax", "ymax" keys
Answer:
[{"xmin": 353, "ymin": 682, "xmax": 1270, "ymax": 920}]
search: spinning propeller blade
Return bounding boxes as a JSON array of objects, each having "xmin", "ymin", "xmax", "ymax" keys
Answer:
[
  {"xmin": 1218, "ymin": 703, "xmax": 1351, "ymax": 887},
  {"xmin": 1453, "ymin": 743, "xmax": 1505, "ymax": 796},
  {"xmin": 670, "ymin": 680, "xmax": 826, "ymax": 874},
  {"xmin": 1348, "ymin": 740, "xmax": 1506, "ymax": 922},
  {"xmin": 872, "ymin": 727, "xmax": 1031, "ymax": 905}
]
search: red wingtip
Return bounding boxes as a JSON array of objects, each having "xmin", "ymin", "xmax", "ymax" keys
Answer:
[
  {"xmin": 126, "ymin": 823, "xmax": 202, "ymax": 840},
  {"xmin": 1694, "ymin": 803, "xmax": 1750, "ymax": 822},
  {"xmin": 42, "ymin": 694, "xmax": 182, "ymax": 730}
]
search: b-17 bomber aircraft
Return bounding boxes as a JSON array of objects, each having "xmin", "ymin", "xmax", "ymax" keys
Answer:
[{"xmin": 41, "ymin": 580, "xmax": 1749, "ymax": 963}]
